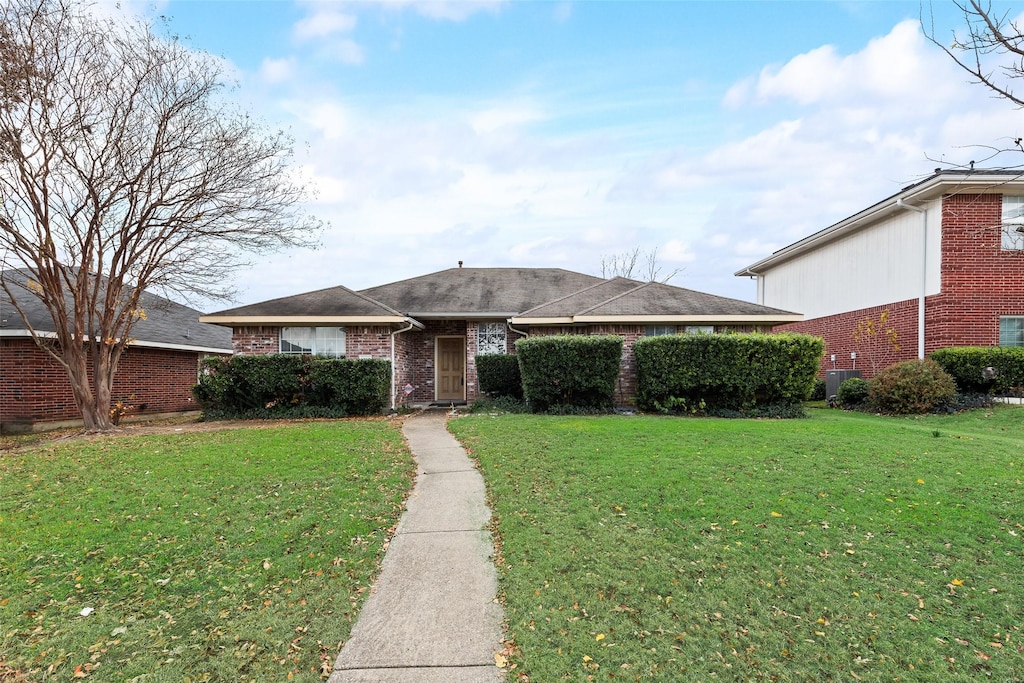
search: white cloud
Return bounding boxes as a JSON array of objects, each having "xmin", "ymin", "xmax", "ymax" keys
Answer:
[
  {"xmin": 387, "ymin": 0, "xmax": 507, "ymax": 22},
  {"xmin": 292, "ymin": 8, "xmax": 357, "ymax": 41},
  {"xmin": 260, "ymin": 57, "xmax": 297, "ymax": 84}
]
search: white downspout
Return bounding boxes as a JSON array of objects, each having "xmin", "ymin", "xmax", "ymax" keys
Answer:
[
  {"xmin": 390, "ymin": 320, "xmax": 417, "ymax": 410},
  {"xmin": 897, "ymin": 198, "xmax": 927, "ymax": 359}
]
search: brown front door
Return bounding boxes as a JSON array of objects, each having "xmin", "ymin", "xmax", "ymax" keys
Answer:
[{"xmin": 436, "ymin": 336, "xmax": 466, "ymax": 401}]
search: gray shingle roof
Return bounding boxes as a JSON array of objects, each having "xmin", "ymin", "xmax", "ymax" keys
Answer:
[
  {"xmin": 1, "ymin": 269, "xmax": 232, "ymax": 352},
  {"xmin": 359, "ymin": 268, "xmax": 608, "ymax": 317},
  {"xmin": 207, "ymin": 284, "xmax": 405, "ymax": 317},
  {"xmin": 577, "ymin": 281, "xmax": 798, "ymax": 317},
  {"xmin": 202, "ymin": 267, "xmax": 801, "ymax": 324}
]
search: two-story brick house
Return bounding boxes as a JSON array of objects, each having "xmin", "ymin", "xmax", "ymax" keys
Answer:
[{"xmin": 737, "ymin": 169, "xmax": 1024, "ymax": 376}]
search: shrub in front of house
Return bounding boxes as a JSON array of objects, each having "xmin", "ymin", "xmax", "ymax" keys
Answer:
[
  {"xmin": 475, "ymin": 354, "xmax": 523, "ymax": 399},
  {"xmin": 929, "ymin": 346, "xmax": 1024, "ymax": 396},
  {"xmin": 867, "ymin": 359, "xmax": 957, "ymax": 415},
  {"xmin": 193, "ymin": 355, "xmax": 391, "ymax": 418},
  {"xmin": 634, "ymin": 332, "xmax": 823, "ymax": 415},
  {"xmin": 515, "ymin": 335, "xmax": 622, "ymax": 412},
  {"xmin": 835, "ymin": 377, "xmax": 870, "ymax": 408}
]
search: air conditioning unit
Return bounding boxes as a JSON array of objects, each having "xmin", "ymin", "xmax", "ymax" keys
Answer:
[{"xmin": 826, "ymin": 369, "xmax": 862, "ymax": 399}]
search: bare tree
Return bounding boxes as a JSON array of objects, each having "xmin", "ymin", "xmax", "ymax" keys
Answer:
[
  {"xmin": 0, "ymin": 0, "xmax": 321, "ymax": 430},
  {"xmin": 924, "ymin": 0, "xmax": 1024, "ymax": 108},
  {"xmin": 600, "ymin": 246, "xmax": 681, "ymax": 283}
]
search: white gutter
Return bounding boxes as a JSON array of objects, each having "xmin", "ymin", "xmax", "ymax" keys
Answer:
[
  {"xmin": 390, "ymin": 320, "xmax": 418, "ymax": 410},
  {"xmin": 0, "ymin": 329, "xmax": 231, "ymax": 354},
  {"xmin": 896, "ymin": 198, "xmax": 927, "ymax": 359},
  {"xmin": 506, "ymin": 319, "xmax": 530, "ymax": 340}
]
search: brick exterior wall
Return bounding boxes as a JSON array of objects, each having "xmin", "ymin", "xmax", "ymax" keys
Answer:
[
  {"xmin": 776, "ymin": 193, "xmax": 1024, "ymax": 377},
  {"xmin": 1, "ymin": 338, "xmax": 215, "ymax": 430},
  {"xmin": 232, "ymin": 326, "xmax": 279, "ymax": 354}
]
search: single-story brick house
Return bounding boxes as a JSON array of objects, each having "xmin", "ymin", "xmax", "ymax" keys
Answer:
[
  {"xmin": 1, "ymin": 270, "xmax": 232, "ymax": 432},
  {"xmin": 736, "ymin": 168, "xmax": 1024, "ymax": 377},
  {"xmin": 200, "ymin": 266, "xmax": 801, "ymax": 407}
]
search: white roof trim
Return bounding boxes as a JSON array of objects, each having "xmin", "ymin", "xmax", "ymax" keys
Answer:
[{"xmin": 1, "ymin": 329, "xmax": 230, "ymax": 354}]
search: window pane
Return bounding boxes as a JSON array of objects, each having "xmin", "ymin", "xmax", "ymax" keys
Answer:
[
  {"xmin": 1001, "ymin": 196, "xmax": 1024, "ymax": 250},
  {"xmin": 1000, "ymin": 317, "xmax": 1024, "ymax": 347},
  {"xmin": 315, "ymin": 327, "xmax": 346, "ymax": 357},
  {"xmin": 478, "ymin": 322, "xmax": 506, "ymax": 355},
  {"xmin": 281, "ymin": 327, "xmax": 313, "ymax": 354},
  {"xmin": 645, "ymin": 325, "xmax": 676, "ymax": 336},
  {"xmin": 685, "ymin": 325, "xmax": 715, "ymax": 334}
]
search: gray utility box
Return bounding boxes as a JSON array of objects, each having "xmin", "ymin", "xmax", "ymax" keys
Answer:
[{"xmin": 826, "ymin": 369, "xmax": 863, "ymax": 398}]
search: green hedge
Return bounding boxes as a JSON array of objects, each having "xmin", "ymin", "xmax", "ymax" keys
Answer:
[
  {"xmin": 475, "ymin": 354, "xmax": 523, "ymax": 399},
  {"xmin": 193, "ymin": 355, "xmax": 391, "ymax": 418},
  {"xmin": 929, "ymin": 346, "xmax": 1024, "ymax": 395},
  {"xmin": 635, "ymin": 333, "xmax": 824, "ymax": 414},
  {"xmin": 515, "ymin": 335, "xmax": 623, "ymax": 412}
]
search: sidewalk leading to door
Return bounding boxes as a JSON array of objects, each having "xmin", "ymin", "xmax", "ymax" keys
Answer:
[{"xmin": 328, "ymin": 410, "xmax": 505, "ymax": 683}]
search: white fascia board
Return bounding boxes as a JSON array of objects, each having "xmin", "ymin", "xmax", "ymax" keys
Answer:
[
  {"xmin": 1, "ymin": 329, "xmax": 230, "ymax": 354},
  {"xmin": 508, "ymin": 317, "xmax": 575, "ymax": 326},
  {"xmin": 406, "ymin": 312, "xmax": 518, "ymax": 320},
  {"xmin": 198, "ymin": 315, "xmax": 419, "ymax": 327},
  {"xmin": 572, "ymin": 314, "xmax": 804, "ymax": 324}
]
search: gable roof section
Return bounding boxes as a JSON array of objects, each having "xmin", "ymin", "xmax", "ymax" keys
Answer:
[
  {"xmin": 200, "ymin": 284, "xmax": 419, "ymax": 327},
  {"xmin": 1, "ymin": 269, "xmax": 232, "ymax": 353},
  {"xmin": 201, "ymin": 267, "xmax": 801, "ymax": 327},
  {"xmin": 359, "ymin": 267, "xmax": 607, "ymax": 318},
  {"xmin": 736, "ymin": 168, "xmax": 1024, "ymax": 277},
  {"xmin": 516, "ymin": 279, "xmax": 800, "ymax": 325}
]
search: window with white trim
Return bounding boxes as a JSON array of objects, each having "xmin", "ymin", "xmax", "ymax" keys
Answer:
[
  {"xmin": 477, "ymin": 322, "xmax": 507, "ymax": 355},
  {"xmin": 685, "ymin": 325, "xmax": 715, "ymax": 334},
  {"xmin": 1001, "ymin": 196, "xmax": 1024, "ymax": 250},
  {"xmin": 1000, "ymin": 317, "xmax": 1024, "ymax": 347},
  {"xmin": 280, "ymin": 327, "xmax": 346, "ymax": 357},
  {"xmin": 645, "ymin": 325, "xmax": 676, "ymax": 336}
]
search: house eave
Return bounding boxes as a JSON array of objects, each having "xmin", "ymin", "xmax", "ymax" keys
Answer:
[
  {"xmin": 511, "ymin": 314, "xmax": 803, "ymax": 326},
  {"xmin": 0, "ymin": 329, "xmax": 230, "ymax": 354},
  {"xmin": 405, "ymin": 312, "xmax": 518, "ymax": 320},
  {"xmin": 198, "ymin": 315, "xmax": 424, "ymax": 329},
  {"xmin": 736, "ymin": 169, "xmax": 1024, "ymax": 277}
]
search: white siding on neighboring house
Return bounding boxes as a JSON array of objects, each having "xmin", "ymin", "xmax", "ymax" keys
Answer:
[{"xmin": 759, "ymin": 202, "xmax": 942, "ymax": 319}]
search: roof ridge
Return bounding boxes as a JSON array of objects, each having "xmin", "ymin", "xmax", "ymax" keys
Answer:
[
  {"xmin": 575, "ymin": 280, "xmax": 651, "ymax": 316},
  {"xmin": 518, "ymin": 277, "xmax": 638, "ymax": 316}
]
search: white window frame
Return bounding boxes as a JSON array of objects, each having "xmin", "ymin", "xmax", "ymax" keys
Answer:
[
  {"xmin": 645, "ymin": 325, "xmax": 676, "ymax": 337},
  {"xmin": 1001, "ymin": 195, "xmax": 1024, "ymax": 250},
  {"xmin": 477, "ymin": 322, "xmax": 507, "ymax": 355},
  {"xmin": 280, "ymin": 327, "xmax": 346, "ymax": 357},
  {"xmin": 1000, "ymin": 316, "xmax": 1024, "ymax": 347},
  {"xmin": 685, "ymin": 325, "xmax": 715, "ymax": 334}
]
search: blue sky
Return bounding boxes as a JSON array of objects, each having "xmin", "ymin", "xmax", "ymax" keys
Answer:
[{"xmin": 135, "ymin": 1, "xmax": 1023, "ymax": 307}]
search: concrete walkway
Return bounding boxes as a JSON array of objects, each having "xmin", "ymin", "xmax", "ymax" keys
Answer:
[{"xmin": 328, "ymin": 410, "xmax": 505, "ymax": 683}]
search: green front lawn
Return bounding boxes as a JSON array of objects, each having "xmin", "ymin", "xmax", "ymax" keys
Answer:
[
  {"xmin": 0, "ymin": 421, "xmax": 414, "ymax": 682},
  {"xmin": 450, "ymin": 407, "xmax": 1024, "ymax": 682}
]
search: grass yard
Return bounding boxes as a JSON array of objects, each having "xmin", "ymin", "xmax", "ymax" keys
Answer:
[
  {"xmin": 449, "ymin": 406, "xmax": 1024, "ymax": 682},
  {"xmin": 0, "ymin": 420, "xmax": 414, "ymax": 682}
]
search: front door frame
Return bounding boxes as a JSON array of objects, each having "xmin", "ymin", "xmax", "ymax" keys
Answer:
[{"xmin": 434, "ymin": 335, "xmax": 466, "ymax": 402}]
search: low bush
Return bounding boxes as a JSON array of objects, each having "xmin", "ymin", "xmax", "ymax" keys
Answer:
[
  {"xmin": 469, "ymin": 395, "xmax": 530, "ymax": 414},
  {"xmin": 193, "ymin": 355, "xmax": 391, "ymax": 418},
  {"xmin": 868, "ymin": 359, "xmax": 957, "ymax": 415},
  {"xmin": 515, "ymin": 335, "xmax": 622, "ymax": 412},
  {"xmin": 836, "ymin": 377, "xmax": 870, "ymax": 407},
  {"xmin": 475, "ymin": 354, "xmax": 523, "ymax": 399},
  {"xmin": 635, "ymin": 332, "xmax": 823, "ymax": 415},
  {"xmin": 929, "ymin": 346, "xmax": 1024, "ymax": 395},
  {"xmin": 809, "ymin": 378, "xmax": 827, "ymax": 401}
]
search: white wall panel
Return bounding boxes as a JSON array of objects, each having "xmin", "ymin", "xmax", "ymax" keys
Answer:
[{"xmin": 760, "ymin": 202, "xmax": 942, "ymax": 319}]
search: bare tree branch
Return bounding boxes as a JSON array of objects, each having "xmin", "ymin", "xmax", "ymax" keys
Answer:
[
  {"xmin": 600, "ymin": 245, "xmax": 682, "ymax": 283},
  {"xmin": 0, "ymin": 0, "xmax": 322, "ymax": 430}
]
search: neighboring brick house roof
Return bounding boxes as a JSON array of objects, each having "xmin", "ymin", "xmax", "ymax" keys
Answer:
[
  {"xmin": 201, "ymin": 267, "xmax": 801, "ymax": 326},
  {"xmin": 1, "ymin": 269, "xmax": 232, "ymax": 353}
]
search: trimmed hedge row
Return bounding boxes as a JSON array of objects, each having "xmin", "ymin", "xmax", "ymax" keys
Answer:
[
  {"xmin": 475, "ymin": 354, "xmax": 523, "ymax": 399},
  {"xmin": 192, "ymin": 355, "xmax": 391, "ymax": 418},
  {"xmin": 515, "ymin": 335, "xmax": 623, "ymax": 412},
  {"xmin": 635, "ymin": 332, "xmax": 824, "ymax": 413},
  {"xmin": 929, "ymin": 346, "xmax": 1024, "ymax": 395}
]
